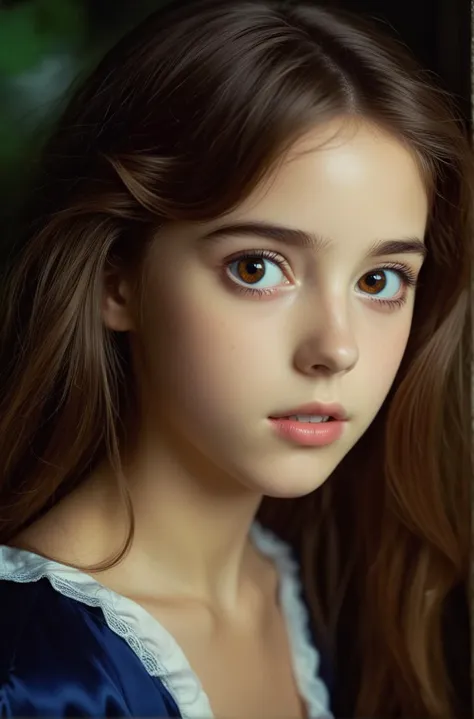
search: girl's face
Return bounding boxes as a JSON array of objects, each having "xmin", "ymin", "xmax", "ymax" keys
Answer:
[{"xmin": 105, "ymin": 119, "xmax": 428, "ymax": 498}]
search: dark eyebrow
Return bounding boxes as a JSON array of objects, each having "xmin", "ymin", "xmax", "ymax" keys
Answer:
[{"xmin": 200, "ymin": 221, "xmax": 427, "ymax": 259}]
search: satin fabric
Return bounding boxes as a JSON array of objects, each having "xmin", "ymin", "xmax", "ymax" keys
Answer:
[{"xmin": 0, "ymin": 578, "xmax": 181, "ymax": 717}]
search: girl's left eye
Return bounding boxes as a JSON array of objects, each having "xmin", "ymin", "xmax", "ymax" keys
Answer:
[
  {"xmin": 356, "ymin": 267, "xmax": 415, "ymax": 303},
  {"xmin": 225, "ymin": 251, "xmax": 289, "ymax": 294}
]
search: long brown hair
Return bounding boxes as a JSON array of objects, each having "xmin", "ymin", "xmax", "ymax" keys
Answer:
[{"xmin": 0, "ymin": 1, "xmax": 471, "ymax": 716}]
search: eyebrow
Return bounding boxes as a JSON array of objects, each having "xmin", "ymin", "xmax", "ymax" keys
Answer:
[{"xmin": 199, "ymin": 220, "xmax": 427, "ymax": 259}]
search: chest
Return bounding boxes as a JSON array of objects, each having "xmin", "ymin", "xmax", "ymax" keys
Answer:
[
  {"xmin": 186, "ymin": 626, "xmax": 306, "ymax": 719},
  {"xmin": 141, "ymin": 599, "xmax": 307, "ymax": 719}
]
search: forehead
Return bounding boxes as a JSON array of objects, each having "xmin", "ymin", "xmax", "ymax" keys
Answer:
[{"xmin": 222, "ymin": 118, "xmax": 428, "ymax": 247}]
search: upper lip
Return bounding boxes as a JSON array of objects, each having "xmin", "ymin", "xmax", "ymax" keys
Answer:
[{"xmin": 269, "ymin": 402, "xmax": 348, "ymax": 421}]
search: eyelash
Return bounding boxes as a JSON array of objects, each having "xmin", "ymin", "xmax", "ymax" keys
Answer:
[{"xmin": 223, "ymin": 249, "xmax": 418, "ymax": 308}]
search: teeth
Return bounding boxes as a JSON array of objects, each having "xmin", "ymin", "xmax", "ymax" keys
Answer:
[{"xmin": 288, "ymin": 415, "xmax": 330, "ymax": 423}]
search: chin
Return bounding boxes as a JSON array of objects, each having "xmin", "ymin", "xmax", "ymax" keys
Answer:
[
  {"xmin": 262, "ymin": 475, "xmax": 331, "ymax": 499},
  {"xmin": 233, "ymin": 457, "xmax": 338, "ymax": 499}
]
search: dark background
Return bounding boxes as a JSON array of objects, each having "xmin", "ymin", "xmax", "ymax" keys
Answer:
[{"xmin": 0, "ymin": 0, "xmax": 471, "ymax": 251}]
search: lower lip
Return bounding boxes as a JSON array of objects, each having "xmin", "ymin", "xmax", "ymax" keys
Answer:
[{"xmin": 268, "ymin": 418, "xmax": 345, "ymax": 447}]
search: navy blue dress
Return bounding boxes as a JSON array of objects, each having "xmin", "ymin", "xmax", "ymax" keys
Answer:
[
  {"xmin": 0, "ymin": 578, "xmax": 181, "ymax": 717},
  {"xmin": 0, "ymin": 523, "xmax": 332, "ymax": 718}
]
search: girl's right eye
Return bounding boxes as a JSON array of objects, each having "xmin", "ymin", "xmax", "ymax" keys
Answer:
[{"xmin": 225, "ymin": 250, "xmax": 291, "ymax": 296}]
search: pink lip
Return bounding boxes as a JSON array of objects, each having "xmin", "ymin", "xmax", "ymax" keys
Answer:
[
  {"xmin": 268, "ymin": 402, "xmax": 348, "ymax": 447},
  {"xmin": 269, "ymin": 402, "xmax": 348, "ymax": 422},
  {"xmin": 268, "ymin": 417, "xmax": 345, "ymax": 447}
]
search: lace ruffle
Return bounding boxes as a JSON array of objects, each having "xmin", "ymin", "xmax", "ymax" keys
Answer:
[{"xmin": 250, "ymin": 523, "xmax": 332, "ymax": 719}]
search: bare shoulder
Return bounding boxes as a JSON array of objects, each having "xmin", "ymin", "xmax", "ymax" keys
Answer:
[{"xmin": 10, "ymin": 471, "xmax": 120, "ymax": 567}]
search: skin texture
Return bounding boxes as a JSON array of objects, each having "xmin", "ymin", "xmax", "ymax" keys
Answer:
[{"xmin": 18, "ymin": 119, "xmax": 428, "ymax": 614}]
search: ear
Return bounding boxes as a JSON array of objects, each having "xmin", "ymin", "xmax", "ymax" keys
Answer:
[{"xmin": 102, "ymin": 268, "xmax": 137, "ymax": 332}]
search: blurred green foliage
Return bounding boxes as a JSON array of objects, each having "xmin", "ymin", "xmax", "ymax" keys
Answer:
[
  {"xmin": 0, "ymin": 0, "xmax": 85, "ymax": 74},
  {"xmin": 0, "ymin": 0, "xmax": 164, "ymax": 251}
]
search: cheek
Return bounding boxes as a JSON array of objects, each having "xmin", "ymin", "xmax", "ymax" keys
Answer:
[
  {"xmin": 140, "ymin": 278, "xmax": 283, "ymax": 414},
  {"xmin": 359, "ymin": 312, "xmax": 412, "ymax": 403}
]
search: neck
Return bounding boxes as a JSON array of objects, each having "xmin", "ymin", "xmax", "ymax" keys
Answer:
[{"xmin": 94, "ymin": 428, "xmax": 265, "ymax": 611}]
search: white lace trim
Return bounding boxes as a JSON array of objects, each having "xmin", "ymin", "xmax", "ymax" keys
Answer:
[
  {"xmin": 250, "ymin": 523, "xmax": 332, "ymax": 718},
  {"xmin": 0, "ymin": 522, "xmax": 332, "ymax": 719}
]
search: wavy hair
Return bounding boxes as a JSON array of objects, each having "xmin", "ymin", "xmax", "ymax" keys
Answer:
[{"xmin": 0, "ymin": 1, "xmax": 471, "ymax": 716}]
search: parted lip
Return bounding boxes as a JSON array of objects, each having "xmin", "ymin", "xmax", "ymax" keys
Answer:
[{"xmin": 269, "ymin": 402, "xmax": 348, "ymax": 421}]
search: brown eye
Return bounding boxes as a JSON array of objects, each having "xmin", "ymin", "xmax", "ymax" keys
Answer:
[
  {"xmin": 355, "ymin": 267, "xmax": 408, "ymax": 304},
  {"xmin": 226, "ymin": 253, "xmax": 287, "ymax": 291},
  {"xmin": 236, "ymin": 258, "xmax": 266, "ymax": 284},
  {"xmin": 358, "ymin": 270, "xmax": 387, "ymax": 295}
]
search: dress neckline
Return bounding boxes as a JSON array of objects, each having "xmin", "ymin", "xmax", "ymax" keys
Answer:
[{"xmin": 0, "ymin": 521, "xmax": 332, "ymax": 719}]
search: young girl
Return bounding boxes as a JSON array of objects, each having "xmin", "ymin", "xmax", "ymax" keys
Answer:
[{"xmin": 0, "ymin": 1, "xmax": 471, "ymax": 717}]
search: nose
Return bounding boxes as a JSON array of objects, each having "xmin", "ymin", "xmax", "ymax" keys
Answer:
[{"xmin": 292, "ymin": 305, "xmax": 359, "ymax": 377}]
